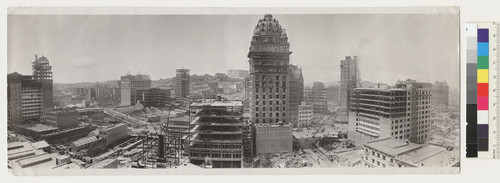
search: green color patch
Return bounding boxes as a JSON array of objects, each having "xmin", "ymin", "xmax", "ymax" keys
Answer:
[{"xmin": 477, "ymin": 56, "xmax": 489, "ymax": 69}]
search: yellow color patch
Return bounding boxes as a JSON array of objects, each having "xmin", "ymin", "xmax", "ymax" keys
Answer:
[{"xmin": 478, "ymin": 69, "xmax": 489, "ymax": 83}]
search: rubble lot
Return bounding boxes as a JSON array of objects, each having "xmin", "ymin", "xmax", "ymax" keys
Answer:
[{"xmin": 249, "ymin": 147, "xmax": 364, "ymax": 168}]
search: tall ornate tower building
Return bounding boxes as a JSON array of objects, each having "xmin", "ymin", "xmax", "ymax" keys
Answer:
[{"xmin": 248, "ymin": 14, "xmax": 292, "ymax": 125}]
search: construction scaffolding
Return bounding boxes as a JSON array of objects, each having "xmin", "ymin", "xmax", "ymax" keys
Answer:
[
  {"xmin": 132, "ymin": 104, "xmax": 183, "ymax": 168},
  {"xmin": 187, "ymin": 99, "xmax": 244, "ymax": 168}
]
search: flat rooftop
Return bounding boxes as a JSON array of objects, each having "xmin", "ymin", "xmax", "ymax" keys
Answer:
[
  {"xmin": 16, "ymin": 123, "xmax": 58, "ymax": 133},
  {"xmin": 365, "ymin": 138, "xmax": 423, "ymax": 156},
  {"xmin": 254, "ymin": 123, "xmax": 292, "ymax": 128},
  {"xmin": 190, "ymin": 100, "xmax": 242, "ymax": 107},
  {"xmin": 10, "ymin": 153, "xmax": 61, "ymax": 169},
  {"xmin": 72, "ymin": 136, "xmax": 98, "ymax": 147},
  {"xmin": 8, "ymin": 141, "xmax": 50, "ymax": 161},
  {"xmin": 397, "ymin": 144, "xmax": 459, "ymax": 167},
  {"xmin": 87, "ymin": 158, "xmax": 118, "ymax": 169}
]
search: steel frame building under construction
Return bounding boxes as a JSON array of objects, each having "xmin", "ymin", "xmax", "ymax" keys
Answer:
[{"xmin": 188, "ymin": 99, "xmax": 244, "ymax": 168}]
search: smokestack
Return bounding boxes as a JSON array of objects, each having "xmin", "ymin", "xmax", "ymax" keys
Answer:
[
  {"xmin": 35, "ymin": 54, "xmax": 38, "ymax": 61},
  {"xmin": 157, "ymin": 135, "xmax": 165, "ymax": 162}
]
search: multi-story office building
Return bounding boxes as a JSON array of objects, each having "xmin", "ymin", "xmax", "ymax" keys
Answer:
[
  {"xmin": 432, "ymin": 81, "xmax": 449, "ymax": 109},
  {"xmin": 32, "ymin": 55, "xmax": 54, "ymax": 110},
  {"xmin": 248, "ymin": 14, "xmax": 292, "ymax": 125},
  {"xmin": 363, "ymin": 138, "xmax": 459, "ymax": 168},
  {"xmin": 340, "ymin": 56, "xmax": 360, "ymax": 122},
  {"xmin": 227, "ymin": 69, "xmax": 249, "ymax": 79},
  {"xmin": 298, "ymin": 101, "xmax": 313, "ymax": 127},
  {"xmin": 305, "ymin": 82, "xmax": 328, "ymax": 114},
  {"xmin": 135, "ymin": 88, "xmax": 171, "ymax": 108},
  {"xmin": 243, "ymin": 76, "xmax": 251, "ymax": 101},
  {"xmin": 119, "ymin": 74, "xmax": 151, "ymax": 106},
  {"xmin": 288, "ymin": 64, "xmax": 304, "ymax": 126},
  {"xmin": 7, "ymin": 73, "xmax": 44, "ymax": 125},
  {"xmin": 348, "ymin": 80, "xmax": 432, "ymax": 144},
  {"xmin": 326, "ymin": 85, "xmax": 340, "ymax": 104},
  {"xmin": 188, "ymin": 100, "xmax": 244, "ymax": 168},
  {"xmin": 175, "ymin": 68, "xmax": 190, "ymax": 99}
]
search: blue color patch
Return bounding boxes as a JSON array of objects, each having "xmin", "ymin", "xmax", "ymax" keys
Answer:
[{"xmin": 478, "ymin": 42, "xmax": 489, "ymax": 56}]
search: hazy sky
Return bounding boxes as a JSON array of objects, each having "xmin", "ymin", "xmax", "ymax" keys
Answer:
[{"xmin": 8, "ymin": 14, "xmax": 459, "ymax": 89}]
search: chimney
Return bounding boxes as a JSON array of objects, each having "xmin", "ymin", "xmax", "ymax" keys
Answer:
[{"xmin": 35, "ymin": 54, "xmax": 38, "ymax": 61}]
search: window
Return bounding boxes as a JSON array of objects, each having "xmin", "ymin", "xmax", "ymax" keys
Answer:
[
  {"xmin": 255, "ymin": 113, "xmax": 259, "ymax": 117},
  {"xmin": 263, "ymin": 107, "xmax": 266, "ymax": 111},
  {"xmin": 276, "ymin": 101, "xmax": 280, "ymax": 105},
  {"xmin": 256, "ymin": 107, "xmax": 259, "ymax": 111},
  {"xmin": 256, "ymin": 95, "xmax": 259, "ymax": 99},
  {"xmin": 256, "ymin": 101, "xmax": 259, "ymax": 105},
  {"xmin": 276, "ymin": 112, "xmax": 279, "ymax": 117}
]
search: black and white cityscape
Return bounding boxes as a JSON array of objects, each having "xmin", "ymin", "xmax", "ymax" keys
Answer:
[{"xmin": 7, "ymin": 11, "xmax": 460, "ymax": 172}]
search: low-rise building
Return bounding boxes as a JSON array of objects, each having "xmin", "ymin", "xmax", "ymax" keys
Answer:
[
  {"xmin": 42, "ymin": 126, "xmax": 92, "ymax": 144},
  {"xmin": 100, "ymin": 123, "xmax": 129, "ymax": 146},
  {"xmin": 42, "ymin": 108, "xmax": 79, "ymax": 129},
  {"xmin": 13, "ymin": 123, "xmax": 58, "ymax": 140},
  {"xmin": 70, "ymin": 136, "xmax": 107, "ymax": 156},
  {"xmin": 363, "ymin": 138, "xmax": 459, "ymax": 168},
  {"xmin": 8, "ymin": 141, "xmax": 50, "ymax": 161},
  {"xmin": 87, "ymin": 158, "xmax": 119, "ymax": 169}
]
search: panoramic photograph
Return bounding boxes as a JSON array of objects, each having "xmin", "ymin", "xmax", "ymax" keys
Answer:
[{"xmin": 6, "ymin": 8, "xmax": 460, "ymax": 174}]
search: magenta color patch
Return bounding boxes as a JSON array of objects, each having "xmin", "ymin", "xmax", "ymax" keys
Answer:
[{"xmin": 477, "ymin": 96, "xmax": 489, "ymax": 110}]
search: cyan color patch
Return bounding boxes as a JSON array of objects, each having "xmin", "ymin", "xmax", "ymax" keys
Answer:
[{"xmin": 478, "ymin": 42, "xmax": 489, "ymax": 56}]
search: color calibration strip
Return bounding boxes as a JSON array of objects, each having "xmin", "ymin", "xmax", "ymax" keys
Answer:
[{"xmin": 466, "ymin": 22, "xmax": 499, "ymax": 158}]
